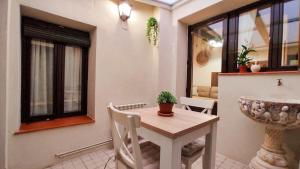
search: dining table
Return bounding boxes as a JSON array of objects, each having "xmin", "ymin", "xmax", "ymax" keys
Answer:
[{"xmin": 131, "ymin": 107, "xmax": 220, "ymax": 169}]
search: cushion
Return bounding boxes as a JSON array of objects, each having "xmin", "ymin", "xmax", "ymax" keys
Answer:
[
  {"xmin": 197, "ymin": 86, "xmax": 211, "ymax": 97},
  {"xmin": 125, "ymin": 141, "xmax": 160, "ymax": 169},
  {"xmin": 182, "ymin": 139, "xmax": 205, "ymax": 157},
  {"xmin": 210, "ymin": 87, "xmax": 218, "ymax": 99},
  {"xmin": 192, "ymin": 86, "xmax": 198, "ymax": 96}
]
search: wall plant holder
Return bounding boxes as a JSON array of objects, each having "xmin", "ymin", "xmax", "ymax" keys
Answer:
[{"xmin": 146, "ymin": 17, "xmax": 159, "ymax": 46}]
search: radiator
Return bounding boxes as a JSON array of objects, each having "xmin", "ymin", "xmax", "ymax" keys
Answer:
[{"xmin": 113, "ymin": 102, "xmax": 147, "ymax": 111}]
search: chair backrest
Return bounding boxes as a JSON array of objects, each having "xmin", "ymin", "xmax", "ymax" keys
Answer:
[
  {"xmin": 180, "ymin": 97, "xmax": 215, "ymax": 115},
  {"xmin": 107, "ymin": 103, "xmax": 143, "ymax": 169}
]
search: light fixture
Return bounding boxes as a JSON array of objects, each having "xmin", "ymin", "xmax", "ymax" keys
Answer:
[
  {"xmin": 118, "ymin": 0, "xmax": 132, "ymax": 21},
  {"xmin": 208, "ymin": 39, "xmax": 223, "ymax": 48}
]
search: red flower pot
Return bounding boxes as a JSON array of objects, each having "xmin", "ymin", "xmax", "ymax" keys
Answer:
[
  {"xmin": 158, "ymin": 103, "xmax": 174, "ymax": 117},
  {"xmin": 239, "ymin": 65, "xmax": 248, "ymax": 73}
]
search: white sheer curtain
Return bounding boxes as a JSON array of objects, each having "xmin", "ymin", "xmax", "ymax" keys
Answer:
[
  {"xmin": 30, "ymin": 40, "xmax": 54, "ymax": 116},
  {"xmin": 64, "ymin": 46, "xmax": 82, "ymax": 113},
  {"xmin": 238, "ymin": 9, "xmax": 258, "ymax": 48}
]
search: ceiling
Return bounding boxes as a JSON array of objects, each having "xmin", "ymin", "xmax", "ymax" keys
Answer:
[{"xmin": 153, "ymin": 0, "xmax": 182, "ymax": 5}]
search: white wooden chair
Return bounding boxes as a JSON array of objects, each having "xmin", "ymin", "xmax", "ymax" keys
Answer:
[
  {"xmin": 180, "ymin": 97, "xmax": 215, "ymax": 169},
  {"xmin": 180, "ymin": 97, "xmax": 215, "ymax": 115},
  {"xmin": 107, "ymin": 103, "xmax": 160, "ymax": 169},
  {"xmin": 113, "ymin": 103, "xmax": 147, "ymax": 145}
]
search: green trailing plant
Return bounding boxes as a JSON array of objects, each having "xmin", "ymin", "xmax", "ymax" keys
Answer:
[
  {"xmin": 146, "ymin": 17, "xmax": 159, "ymax": 46},
  {"xmin": 237, "ymin": 45, "xmax": 256, "ymax": 66},
  {"xmin": 157, "ymin": 91, "xmax": 177, "ymax": 104}
]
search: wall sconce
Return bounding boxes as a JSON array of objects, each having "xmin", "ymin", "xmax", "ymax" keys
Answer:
[{"xmin": 118, "ymin": 0, "xmax": 132, "ymax": 21}]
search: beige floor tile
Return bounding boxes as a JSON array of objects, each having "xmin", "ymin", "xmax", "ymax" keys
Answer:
[{"xmin": 46, "ymin": 147, "xmax": 249, "ymax": 169}]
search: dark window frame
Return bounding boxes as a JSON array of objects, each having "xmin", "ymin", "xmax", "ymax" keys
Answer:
[
  {"xmin": 21, "ymin": 17, "xmax": 89, "ymax": 123},
  {"xmin": 187, "ymin": 0, "xmax": 299, "ymax": 96}
]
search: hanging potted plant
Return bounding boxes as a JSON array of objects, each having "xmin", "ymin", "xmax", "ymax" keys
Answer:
[
  {"xmin": 146, "ymin": 17, "xmax": 159, "ymax": 46},
  {"xmin": 157, "ymin": 91, "xmax": 177, "ymax": 117},
  {"xmin": 237, "ymin": 45, "xmax": 256, "ymax": 73}
]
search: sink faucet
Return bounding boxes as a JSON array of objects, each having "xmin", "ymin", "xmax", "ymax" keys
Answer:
[{"xmin": 277, "ymin": 79, "xmax": 282, "ymax": 86}]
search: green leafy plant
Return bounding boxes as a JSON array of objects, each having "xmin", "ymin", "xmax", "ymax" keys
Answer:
[
  {"xmin": 146, "ymin": 17, "xmax": 159, "ymax": 46},
  {"xmin": 157, "ymin": 91, "xmax": 177, "ymax": 104},
  {"xmin": 237, "ymin": 45, "xmax": 256, "ymax": 66}
]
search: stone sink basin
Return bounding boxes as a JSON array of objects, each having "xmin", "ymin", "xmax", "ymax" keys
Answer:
[
  {"xmin": 239, "ymin": 96, "xmax": 300, "ymax": 169},
  {"xmin": 239, "ymin": 96, "xmax": 300, "ymax": 129}
]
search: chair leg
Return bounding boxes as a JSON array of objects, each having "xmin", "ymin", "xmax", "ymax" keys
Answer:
[
  {"xmin": 115, "ymin": 159, "xmax": 120, "ymax": 169},
  {"xmin": 116, "ymin": 159, "xmax": 123, "ymax": 169},
  {"xmin": 116, "ymin": 159, "xmax": 130, "ymax": 169},
  {"xmin": 185, "ymin": 161, "xmax": 192, "ymax": 169}
]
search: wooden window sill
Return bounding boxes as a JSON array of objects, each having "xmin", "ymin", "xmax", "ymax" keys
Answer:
[
  {"xmin": 15, "ymin": 116, "xmax": 95, "ymax": 135},
  {"xmin": 219, "ymin": 71, "xmax": 300, "ymax": 76}
]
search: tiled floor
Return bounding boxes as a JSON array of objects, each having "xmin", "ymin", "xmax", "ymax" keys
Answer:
[{"xmin": 46, "ymin": 147, "xmax": 250, "ymax": 169}]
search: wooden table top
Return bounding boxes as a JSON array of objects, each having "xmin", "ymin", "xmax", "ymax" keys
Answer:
[{"xmin": 131, "ymin": 107, "xmax": 219, "ymax": 139}]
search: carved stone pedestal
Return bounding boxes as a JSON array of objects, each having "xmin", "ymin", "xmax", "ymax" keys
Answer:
[{"xmin": 249, "ymin": 127, "xmax": 288, "ymax": 169}]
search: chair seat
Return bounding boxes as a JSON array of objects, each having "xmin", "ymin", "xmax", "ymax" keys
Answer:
[
  {"xmin": 127, "ymin": 141, "xmax": 160, "ymax": 169},
  {"xmin": 139, "ymin": 141, "xmax": 160, "ymax": 169},
  {"xmin": 182, "ymin": 139, "xmax": 205, "ymax": 157}
]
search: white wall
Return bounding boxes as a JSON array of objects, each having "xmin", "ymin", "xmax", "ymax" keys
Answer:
[
  {"xmin": 6, "ymin": 0, "xmax": 157, "ymax": 169},
  {"xmin": 154, "ymin": 8, "xmax": 189, "ymax": 98},
  {"xmin": 154, "ymin": 7, "xmax": 176, "ymax": 93},
  {"xmin": 0, "ymin": 0, "xmax": 8, "ymax": 168},
  {"xmin": 172, "ymin": 0, "xmax": 222, "ymax": 24},
  {"xmin": 174, "ymin": 21, "xmax": 188, "ymax": 98},
  {"xmin": 174, "ymin": 0, "xmax": 258, "ymax": 24},
  {"xmin": 218, "ymin": 74, "xmax": 300, "ymax": 169}
]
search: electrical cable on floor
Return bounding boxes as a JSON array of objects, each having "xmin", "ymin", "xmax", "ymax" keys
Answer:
[{"xmin": 103, "ymin": 156, "xmax": 114, "ymax": 169}]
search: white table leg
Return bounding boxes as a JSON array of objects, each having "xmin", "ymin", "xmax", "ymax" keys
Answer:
[
  {"xmin": 160, "ymin": 139, "xmax": 182, "ymax": 169},
  {"xmin": 203, "ymin": 122, "xmax": 217, "ymax": 169}
]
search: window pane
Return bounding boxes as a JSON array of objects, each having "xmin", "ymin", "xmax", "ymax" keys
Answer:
[
  {"xmin": 191, "ymin": 20, "xmax": 223, "ymax": 98},
  {"xmin": 30, "ymin": 40, "xmax": 54, "ymax": 116},
  {"xmin": 281, "ymin": 0, "xmax": 299, "ymax": 66},
  {"xmin": 238, "ymin": 6, "xmax": 271, "ymax": 67},
  {"xmin": 64, "ymin": 46, "xmax": 82, "ymax": 113}
]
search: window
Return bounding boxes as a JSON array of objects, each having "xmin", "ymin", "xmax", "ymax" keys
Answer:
[
  {"xmin": 187, "ymin": 19, "xmax": 224, "ymax": 115},
  {"xmin": 29, "ymin": 40, "xmax": 54, "ymax": 117},
  {"xmin": 238, "ymin": 5, "xmax": 271, "ymax": 67},
  {"xmin": 64, "ymin": 46, "xmax": 83, "ymax": 113},
  {"xmin": 188, "ymin": 0, "xmax": 300, "ymax": 72},
  {"xmin": 21, "ymin": 17, "xmax": 90, "ymax": 123},
  {"xmin": 187, "ymin": 0, "xmax": 300, "ymax": 96},
  {"xmin": 190, "ymin": 19, "xmax": 224, "ymax": 96},
  {"xmin": 281, "ymin": 0, "xmax": 299, "ymax": 66}
]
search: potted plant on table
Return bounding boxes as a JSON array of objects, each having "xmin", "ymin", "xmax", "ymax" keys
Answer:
[
  {"xmin": 157, "ymin": 91, "xmax": 177, "ymax": 117},
  {"xmin": 237, "ymin": 45, "xmax": 256, "ymax": 73}
]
